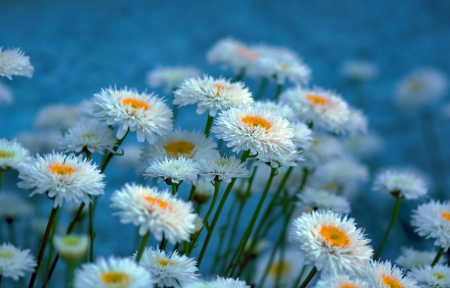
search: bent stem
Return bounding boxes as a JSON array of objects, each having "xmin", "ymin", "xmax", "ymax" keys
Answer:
[
  {"xmin": 432, "ymin": 247, "xmax": 445, "ymax": 266},
  {"xmin": 204, "ymin": 180, "xmax": 221, "ymax": 230},
  {"xmin": 135, "ymin": 231, "xmax": 150, "ymax": 263},
  {"xmin": 374, "ymin": 195, "xmax": 402, "ymax": 260},
  {"xmin": 299, "ymin": 266, "xmax": 317, "ymax": 288},
  {"xmin": 100, "ymin": 129, "xmax": 129, "ymax": 173}
]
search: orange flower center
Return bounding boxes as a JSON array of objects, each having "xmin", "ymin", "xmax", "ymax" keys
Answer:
[
  {"xmin": 100, "ymin": 271, "xmax": 130, "ymax": 287},
  {"xmin": 144, "ymin": 196, "xmax": 169, "ymax": 210},
  {"xmin": 382, "ymin": 275, "xmax": 403, "ymax": 288},
  {"xmin": 442, "ymin": 212, "xmax": 450, "ymax": 221},
  {"xmin": 241, "ymin": 116, "xmax": 271, "ymax": 130},
  {"xmin": 213, "ymin": 83, "xmax": 227, "ymax": 95},
  {"xmin": 319, "ymin": 226, "xmax": 350, "ymax": 247},
  {"xmin": 306, "ymin": 94, "xmax": 328, "ymax": 106},
  {"xmin": 49, "ymin": 164, "xmax": 75, "ymax": 175},
  {"xmin": 164, "ymin": 141, "xmax": 195, "ymax": 158},
  {"xmin": 279, "ymin": 64, "xmax": 289, "ymax": 70},
  {"xmin": 122, "ymin": 98, "xmax": 149, "ymax": 110},
  {"xmin": 236, "ymin": 47, "xmax": 259, "ymax": 60},
  {"xmin": 341, "ymin": 285, "xmax": 359, "ymax": 288}
]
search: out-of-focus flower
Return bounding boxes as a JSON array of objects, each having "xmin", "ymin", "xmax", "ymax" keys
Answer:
[
  {"xmin": 0, "ymin": 47, "xmax": 34, "ymax": 79},
  {"xmin": 297, "ymin": 188, "xmax": 351, "ymax": 213},
  {"xmin": 0, "ymin": 193, "xmax": 34, "ymax": 219},
  {"xmin": 395, "ymin": 247, "xmax": 447, "ymax": 270},
  {"xmin": 0, "ymin": 138, "xmax": 31, "ymax": 171},
  {"xmin": 53, "ymin": 234, "xmax": 89, "ymax": 262},
  {"xmin": 0, "ymin": 82, "xmax": 12, "ymax": 105},
  {"xmin": 254, "ymin": 101, "xmax": 295, "ymax": 121},
  {"xmin": 343, "ymin": 133, "xmax": 382, "ymax": 159},
  {"xmin": 373, "ymin": 169, "xmax": 428, "ymax": 199},
  {"xmin": 314, "ymin": 274, "xmax": 370, "ymax": 288},
  {"xmin": 147, "ymin": 66, "xmax": 201, "ymax": 92},
  {"xmin": 409, "ymin": 264, "xmax": 450, "ymax": 288},
  {"xmin": 15, "ymin": 131, "xmax": 61, "ymax": 154},
  {"xmin": 34, "ymin": 104, "xmax": 82, "ymax": 132},
  {"xmin": 340, "ymin": 60, "xmax": 378, "ymax": 82},
  {"xmin": 0, "ymin": 243, "xmax": 36, "ymax": 281}
]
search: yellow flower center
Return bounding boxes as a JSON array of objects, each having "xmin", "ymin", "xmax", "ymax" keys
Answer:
[
  {"xmin": 279, "ymin": 64, "xmax": 289, "ymax": 70},
  {"xmin": 0, "ymin": 150, "xmax": 14, "ymax": 158},
  {"xmin": 83, "ymin": 133, "xmax": 95, "ymax": 139},
  {"xmin": 241, "ymin": 116, "xmax": 271, "ymax": 130},
  {"xmin": 409, "ymin": 79, "xmax": 422, "ymax": 92},
  {"xmin": 49, "ymin": 164, "xmax": 75, "ymax": 175},
  {"xmin": 319, "ymin": 226, "xmax": 350, "ymax": 247},
  {"xmin": 442, "ymin": 212, "xmax": 450, "ymax": 221},
  {"xmin": 236, "ymin": 47, "xmax": 259, "ymax": 60},
  {"xmin": 306, "ymin": 94, "xmax": 328, "ymax": 106},
  {"xmin": 154, "ymin": 258, "xmax": 175, "ymax": 267},
  {"xmin": 433, "ymin": 272, "xmax": 446, "ymax": 280},
  {"xmin": 164, "ymin": 141, "xmax": 195, "ymax": 158},
  {"xmin": 101, "ymin": 271, "xmax": 130, "ymax": 287},
  {"xmin": 341, "ymin": 285, "xmax": 359, "ymax": 288},
  {"xmin": 268, "ymin": 261, "xmax": 291, "ymax": 278},
  {"xmin": 62, "ymin": 235, "xmax": 80, "ymax": 246},
  {"xmin": 382, "ymin": 275, "xmax": 403, "ymax": 288},
  {"xmin": 122, "ymin": 98, "xmax": 149, "ymax": 110},
  {"xmin": 144, "ymin": 196, "xmax": 169, "ymax": 210},
  {"xmin": 0, "ymin": 250, "xmax": 13, "ymax": 259}
]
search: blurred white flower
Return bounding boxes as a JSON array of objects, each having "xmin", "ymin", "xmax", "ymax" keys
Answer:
[{"xmin": 0, "ymin": 47, "xmax": 34, "ymax": 79}]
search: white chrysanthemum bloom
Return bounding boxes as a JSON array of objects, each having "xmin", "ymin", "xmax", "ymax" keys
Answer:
[
  {"xmin": 34, "ymin": 104, "xmax": 82, "ymax": 132},
  {"xmin": 314, "ymin": 274, "xmax": 370, "ymax": 288},
  {"xmin": 289, "ymin": 210, "xmax": 373, "ymax": 275},
  {"xmin": 297, "ymin": 188, "xmax": 351, "ymax": 214},
  {"xmin": 256, "ymin": 149, "xmax": 302, "ymax": 168},
  {"xmin": 395, "ymin": 68, "xmax": 448, "ymax": 108},
  {"xmin": 366, "ymin": 260, "xmax": 418, "ymax": 288},
  {"xmin": 206, "ymin": 38, "xmax": 259, "ymax": 73},
  {"xmin": 411, "ymin": 200, "xmax": 450, "ymax": 249},
  {"xmin": 147, "ymin": 66, "xmax": 201, "ymax": 92},
  {"xmin": 53, "ymin": 234, "xmax": 89, "ymax": 262},
  {"xmin": 74, "ymin": 256, "xmax": 154, "ymax": 288},
  {"xmin": 92, "ymin": 87, "xmax": 173, "ymax": 143},
  {"xmin": 395, "ymin": 247, "xmax": 447, "ymax": 270},
  {"xmin": 208, "ymin": 276, "xmax": 250, "ymax": 288},
  {"xmin": 110, "ymin": 184, "xmax": 196, "ymax": 244},
  {"xmin": 0, "ymin": 47, "xmax": 34, "ymax": 79},
  {"xmin": 0, "ymin": 193, "xmax": 34, "ymax": 219},
  {"xmin": 313, "ymin": 158, "xmax": 369, "ymax": 187},
  {"xmin": 59, "ymin": 121, "xmax": 117, "ymax": 154},
  {"xmin": 343, "ymin": 133, "xmax": 382, "ymax": 158},
  {"xmin": 373, "ymin": 169, "xmax": 427, "ymax": 199},
  {"xmin": 339, "ymin": 108, "xmax": 368, "ymax": 136},
  {"xmin": 197, "ymin": 154, "xmax": 249, "ymax": 183},
  {"xmin": 17, "ymin": 152, "xmax": 105, "ymax": 207},
  {"xmin": 136, "ymin": 247, "xmax": 198, "ymax": 288},
  {"xmin": 16, "ymin": 131, "xmax": 61, "ymax": 154},
  {"xmin": 144, "ymin": 157, "xmax": 199, "ymax": 185},
  {"xmin": 303, "ymin": 132, "xmax": 345, "ymax": 167},
  {"xmin": 193, "ymin": 180, "xmax": 215, "ymax": 204},
  {"xmin": 140, "ymin": 129, "xmax": 216, "ymax": 165},
  {"xmin": 409, "ymin": 264, "xmax": 450, "ymax": 288},
  {"xmin": 340, "ymin": 60, "xmax": 378, "ymax": 82},
  {"xmin": 0, "ymin": 82, "xmax": 12, "ymax": 105},
  {"xmin": 290, "ymin": 122, "xmax": 313, "ymax": 150},
  {"xmin": 253, "ymin": 101, "xmax": 295, "ymax": 121},
  {"xmin": 0, "ymin": 243, "xmax": 36, "ymax": 281},
  {"xmin": 174, "ymin": 76, "xmax": 253, "ymax": 117},
  {"xmin": 191, "ymin": 214, "xmax": 204, "ymax": 237},
  {"xmin": 0, "ymin": 138, "xmax": 31, "ymax": 170},
  {"xmin": 280, "ymin": 87, "xmax": 350, "ymax": 133},
  {"xmin": 212, "ymin": 106, "xmax": 294, "ymax": 155}
]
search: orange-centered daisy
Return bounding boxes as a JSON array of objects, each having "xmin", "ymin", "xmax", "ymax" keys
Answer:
[
  {"xmin": 101, "ymin": 271, "xmax": 131, "ymax": 286},
  {"xmin": 144, "ymin": 196, "xmax": 169, "ymax": 210},
  {"xmin": 382, "ymin": 275, "xmax": 403, "ymax": 288},
  {"xmin": 236, "ymin": 47, "xmax": 259, "ymax": 60},
  {"xmin": 341, "ymin": 285, "xmax": 359, "ymax": 288},
  {"xmin": 213, "ymin": 83, "xmax": 226, "ymax": 95},
  {"xmin": 241, "ymin": 116, "xmax": 271, "ymax": 130},
  {"xmin": 306, "ymin": 94, "xmax": 328, "ymax": 106},
  {"xmin": 49, "ymin": 164, "xmax": 75, "ymax": 175},
  {"xmin": 163, "ymin": 141, "xmax": 195, "ymax": 158},
  {"xmin": 320, "ymin": 226, "xmax": 350, "ymax": 247},
  {"xmin": 441, "ymin": 212, "xmax": 450, "ymax": 221},
  {"xmin": 122, "ymin": 98, "xmax": 149, "ymax": 110}
]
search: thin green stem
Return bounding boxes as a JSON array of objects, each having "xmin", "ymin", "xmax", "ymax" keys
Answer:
[
  {"xmin": 299, "ymin": 266, "xmax": 317, "ymax": 288},
  {"xmin": 204, "ymin": 180, "xmax": 221, "ymax": 230},
  {"xmin": 274, "ymin": 84, "xmax": 283, "ymax": 103},
  {"xmin": 100, "ymin": 129, "xmax": 129, "ymax": 173},
  {"xmin": 254, "ymin": 77, "xmax": 269, "ymax": 100},
  {"xmin": 44, "ymin": 209, "xmax": 59, "ymax": 288},
  {"xmin": 135, "ymin": 232, "xmax": 150, "ymax": 263},
  {"xmin": 204, "ymin": 115, "xmax": 214, "ymax": 138},
  {"xmin": 234, "ymin": 68, "xmax": 246, "ymax": 82},
  {"xmin": 88, "ymin": 202, "xmax": 95, "ymax": 262},
  {"xmin": 293, "ymin": 264, "xmax": 307, "ymax": 288},
  {"xmin": 296, "ymin": 168, "xmax": 309, "ymax": 194},
  {"xmin": 6, "ymin": 219, "xmax": 16, "ymax": 245},
  {"xmin": 0, "ymin": 169, "xmax": 3, "ymax": 192},
  {"xmin": 432, "ymin": 247, "xmax": 445, "ymax": 266},
  {"xmin": 188, "ymin": 185, "xmax": 196, "ymax": 201},
  {"xmin": 0, "ymin": 274, "xmax": 2, "ymax": 287},
  {"xmin": 374, "ymin": 195, "xmax": 402, "ymax": 260},
  {"xmin": 171, "ymin": 183, "xmax": 178, "ymax": 195}
]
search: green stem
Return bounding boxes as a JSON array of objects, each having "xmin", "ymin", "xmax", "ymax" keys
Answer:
[
  {"xmin": 254, "ymin": 77, "xmax": 269, "ymax": 100},
  {"xmin": 44, "ymin": 209, "xmax": 59, "ymax": 287},
  {"xmin": 274, "ymin": 84, "xmax": 283, "ymax": 103},
  {"xmin": 135, "ymin": 232, "xmax": 150, "ymax": 263},
  {"xmin": 68, "ymin": 261, "xmax": 76, "ymax": 288},
  {"xmin": 374, "ymin": 195, "xmax": 402, "ymax": 260},
  {"xmin": 432, "ymin": 247, "xmax": 445, "ymax": 266},
  {"xmin": 204, "ymin": 180, "xmax": 221, "ymax": 230},
  {"xmin": 28, "ymin": 206, "xmax": 59, "ymax": 288},
  {"xmin": 171, "ymin": 183, "xmax": 178, "ymax": 195},
  {"xmin": 296, "ymin": 168, "xmax": 309, "ymax": 194},
  {"xmin": 0, "ymin": 169, "xmax": 3, "ymax": 192},
  {"xmin": 6, "ymin": 219, "xmax": 16, "ymax": 245},
  {"xmin": 100, "ymin": 129, "xmax": 129, "ymax": 173},
  {"xmin": 88, "ymin": 202, "xmax": 95, "ymax": 262},
  {"xmin": 234, "ymin": 68, "xmax": 246, "ymax": 82},
  {"xmin": 204, "ymin": 115, "xmax": 214, "ymax": 138},
  {"xmin": 293, "ymin": 264, "xmax": 307, "ymax": 288},
  {"xmin": 299, "ymin": 266, "xmax": 317, "ymax": 288},
  {"xmin": 0, "ymin": 274, "xmax": 2, "ymax": 287}
]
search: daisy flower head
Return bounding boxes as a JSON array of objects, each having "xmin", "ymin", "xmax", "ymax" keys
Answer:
[
  {"xmin": 290, "ymin": 121, "xmax": 313, "ymax": 150},
  {"xmin": 0, "ymin": 193, "xmax": 34, "ymax": 220},
  {"xmin": 253, "ymin": 100, "xmax": 295, "ymax": 121},
  {"xmin": 207, "ymin": 276, "xmax": 250, "ymax": 288},
  {"xmin": 110, "ymin": 183, "xmax": 196, "ymax": 244},
  {"xmin": 197, "ymin": 153, "xmax": 250, "ymax": 183},
  {"xmin": 0, "ymin": 138, "xmax": 31, "ymax": 170},
  {"xmin": 144, "ymin": 156, "xmax": 199, "ymax": 185},
  {"xmin": 17, "ymin": 152, "xmax": 105, "ymax": 208},
  {"xmin": 373, "ymin": 169, "xmax": 428, "ymax": 199},
  {"xmin": 339, "ymin": 108, "xmax": 368, "ymax": 136},
  {"xmin": 314, "ymin": 274, "xmax": 370, "ymax": 288},
  {"xmin": 340, "ymin": 60, "xmax": 379, "ymax": 82},
  {"xmin": 136, "ymin": 247, "xmax": 198, "ymax": 288},
  {"xmin": 146, "ymin": 66, "xmax": 201, "ymax": 92},
  {"xmin": 53, "ymin": 234, "xmax": 89, "ymax": 262},
  {"xmin": 0, "ymin": 243, "xmax": 36, "ymax": 281},
  {"xmin": 297, "ymin": 188, "xmax": 351, "ymax": 214},
  {"xmin": 289, "ymin": 210, "xmax": 373, "ymax": 275},
  {"xmin": 409, "ymin": 264, "xmax": 450, "ymax": 288},
  {"xmin": 365, "ymin": 260, "xmax": 418, "ymax": 288},
  {"xmin": 279, "ymin": 87, "xmax": 350, "ymax": 133},
  {"xmin": 256, "ymin": 149, "xmax": 302, "ymax": 168},
  {"xmin": 74, "ymin": 256, "xmax": 154, "ymax": 288},
  {"xmin": 34, "ymin": 104, "xmax": 83, "ymax": 132},
  {"xmin": 395, "ymin": 247, "xmax": 447, "ymax": 270},
  {"xmin": 0, "ymin": 82, "xmax": 12, "ymax": 105},
  {"xmin": 173, "ymin": 75, "xmax": 253, "ymax": 117},
  {"xmin": 313, "ymin": 158, "xmax": 369, "ymax": 188},
  {"xmin": 92, "ymin": 86, "xmax": 173, "ymax": 143},
  {"xmin": 0, "ymin": 47, "xmax": 34, "ymax": 79},
  {"xmin": 211, "ymin": 106, "xmax": 294, "ymax": 155},
  {"xmin": 303, "ymin": 132, "xmax": 345, "ymax": 167},
  {"xmin": 343, "ymin": 133, "xmax": 383, "ymax": 159},
  {"xmin": 59, "ymin": 120, "xmax": 117, "ymax": 154},
  {"xmin": 206, "ymin": 38, "xmax": 259, "ymax": 73},
  {"xmin": 411, "ymin": 200, "xmax": 450, "ymax": 249}
]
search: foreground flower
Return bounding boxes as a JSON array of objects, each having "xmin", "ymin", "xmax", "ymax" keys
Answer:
[
  {"xmin": 373, "ymin": 169, "xmax": 428, "ymax": 199},
  {"xmin": 0, "ymin": 243, "xmax": 36, "ymax": 280},
  {"xmin": 174, "ymin": 75, "xmax": 253, "ymax": 116},
  {"xmin": 365, "ymin": 260, "xmax": 418, "ymax": 288},
  {"xmin": 211, "ymin": 106, "xmax": 294, "ymax": 155},
  {"xmin": 0, "ymin": 138, "xmax": 31, "ymax": 170},
  {"xmin": 53, "ymin": 234, "xmax": 89, "ymax": 262},
  {"xmin": 136, "ymin": 247, "xmax": 198, "ymax": 288},
  {"xmin": 92, "ymin": 87, "xmax": 173, "ymax": 143},
  {"xmin": 409, "ymin": 264, "xmax": 450, "ymax": 288},
  {"xmin": 289, "ymin": 210, "xmax": 373, "ymax": 275},
  {"xmin": 17, "ymin": 152, "xmax": 105, "ymax": 207},
  {"xmin": 144, "ymin": 157, "xmax": 199, "ymax": 185},
  {"xmin": 147, "ymin": 66, "xmax": 201, "ymax": 91},
  {"xmin": 197, "ymin": 154, "xmax": 250, "ymax": 183},
  {"xmin": 110, "ymin": 184, "xmax": 196, "ymax": 244},
  {"xmin": 411, "ymin": 200, "xmax": 450, "ymax": 249},
  {"xmin": 395, "ymin": 247, "xmax": 447, "ymax": 270},
  {"xmin": 74, "ymin": 256, "xmax": 154, "ymax": 288},
  {"xmin": 0, "ymin": 47, "xmax": 34, "ymax": 79},
  {"xmin": 314, "ymin": 274, "xmax": 369, "ymax": 288}
]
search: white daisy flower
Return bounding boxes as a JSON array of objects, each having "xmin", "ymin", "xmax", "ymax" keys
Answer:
[
  {"xmin": 0, "ymin": 138, "xmax": 31, "ymax": 170},
  {"xmin": 197, "ymin": 153, "xmax": 250, "ymax": 183},
  {"xmin": 297, "ymin": 188, "xmax": 351, "ymax": 214},
  {"xmin": 409, "ymin": 264, "xmax": 450, "ymax": 288},
  {"xmin": 253, "ymin": 101, "xmax": 295, "ymax": 121},
  {"xmin": 343, "ymin": 133, "xmax": 382, "ymax": 159},
  {"xmin": 256, "ymin": 149, "xmax": 302, "ymax": 168},
  {"xmin": 313, "ymin": 158, "xmax": 369, "ymax": 187},
  {"xmin": 340, "ymin": 60, "xmax": 379, "ymax": 82},
  {"xmin": 365, "ymin": 260, "xmax": 418, "ymax": 288},
  {"xmin": 144, "ymin": 156, "xmax": 199, "ymax": 185},
  {"xmin": 395, "ymin": 68, "xmax": 448, "ymax": 108},
  {"xmin": 140, "ymin": 129, "xmax": 217, "ymax": 164},
  {"xmin": 290, "ymin": 122, "xmax": 313, "ymax": 150},
  {"xmin": 395, "ymin": 247, "xmax": 447, "ymax": 270},
  {"xmin": 340, "ymin": 108, "xmax": 368, "ymax": 136},
  {"xmin": 53, "ymin": 234, "xmax": 89, "ymax": 262},
  {"xmin": 173, "ymin": 75, "xmax": 253, "ymax": 117},
  {"xmin": 411, "ymin": 200, "xmax": 450, "ymax": 249},
  {"xmin": 34, "ymin": 104, "xmax": 83, "ymax": 132},
  {"xmin": 303, "ymin": 132, "xmax": 345, "ymax": 167},
  {"xmin": 0, "ymin": 47, "xmax": 34, "ymax": 79},
  {"xmin": 0, "ymin": 193, "xmax": 34, "ymax": 219},
  {"xmin": 211, "ymin": 106, "xmax": 294, "ymax": 155},
  {"xmin": 92, "ymin": 87, "xmax": 173, "ymax": 143},
  {"xmin": 110, "ymin": 183, "xmax": 196, "ymax": 244},
  {"xmin": 0, "ymin": 243, "xmax": 36, "ymax": 281},
  {"xmin": 146, "ymin": 66, "xmax": 201, "ymax": 92},
  {"xmin": 208, "ymin": 276, "xmax": 250, "ymax": 288},
  {"xmin": 373, "ymin": 169, "xmax": 428, "ymax": 199},
  {"xmin": 280, "ymin": 87, "xmax": 350, "ymax": 133},
  {"xmin": 136, "ymin": 247, "xmax": 198, "ymax": 288},
  {"xmin": 15, "ymin": 131, "xmax": 61, "ymax": 154},
  {"xmin": 0, "ymin": 82, "xmax": 12, "ymax": 105},
  {"xmin": 17, "ymin": 152, "xmax": 105, "ymax": 208},
  {"xmin": 314, "ymin": 274, "xmax": 370, "ymax": 288},
  {"xmin": 59, "ymin": 121, "xmax": 117, "ymax": 154},
  {"xmin": 289, "ymin": 210, "xmax": 373, "ymax": 275},
  {"xmin": 74, "ymin": 256, "xmax": 154, "ymax": 288}
]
